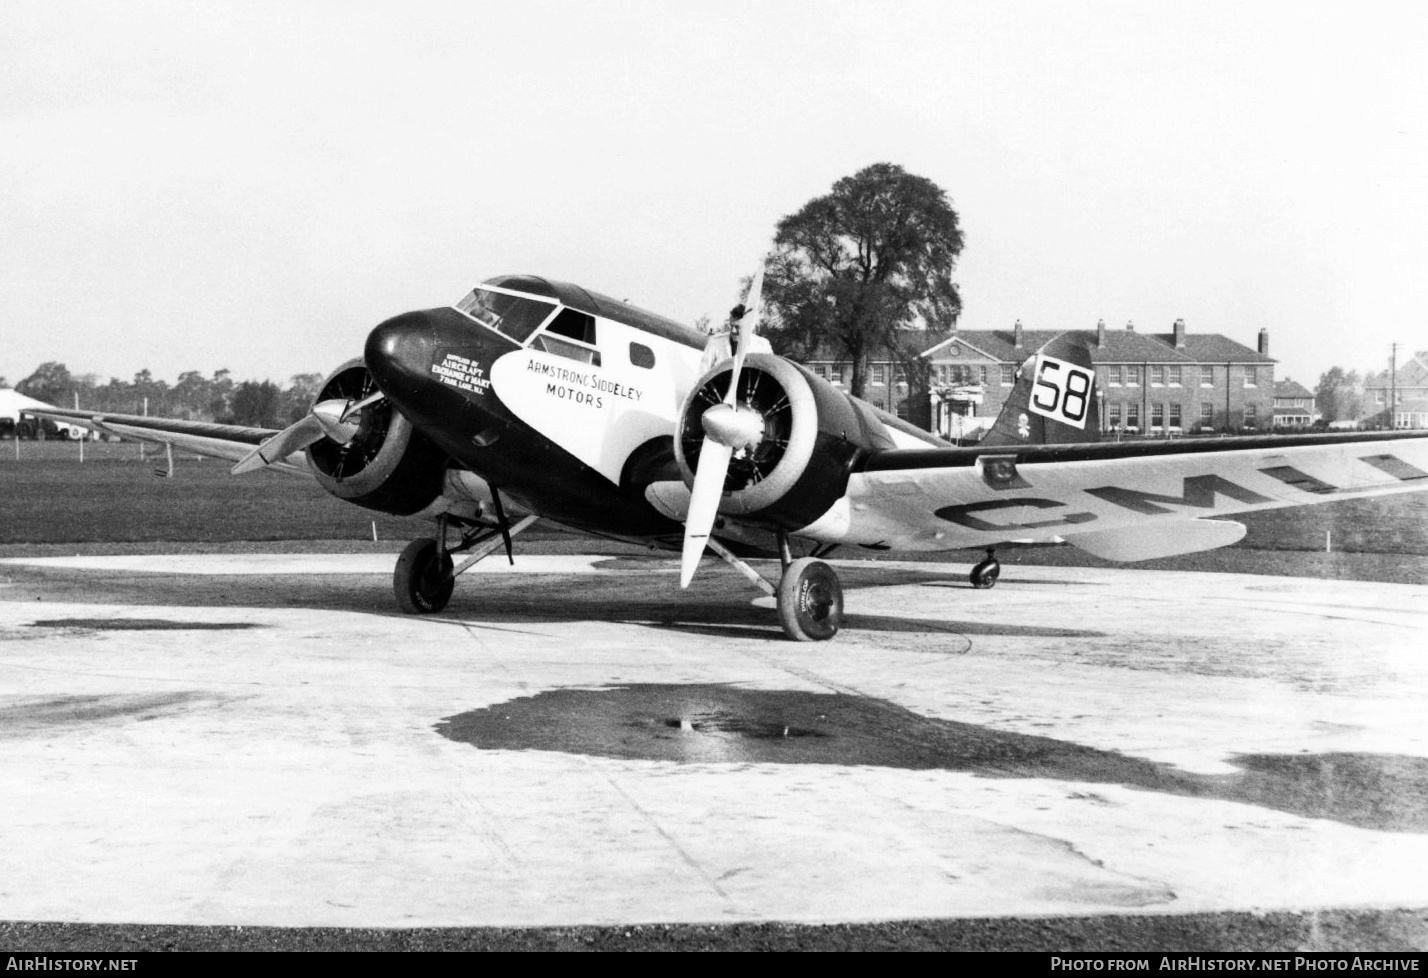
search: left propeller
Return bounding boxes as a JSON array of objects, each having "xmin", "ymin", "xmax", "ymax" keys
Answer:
[
  {"xmin": 231, "ymin": 395, "xmax": 385, "ymax": 475},
  {"xmin": 679, "ymin": 268, "xmax": 765, "ymax": 588}
]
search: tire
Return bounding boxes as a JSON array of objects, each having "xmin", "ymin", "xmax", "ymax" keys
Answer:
[
  {"xmin": 970, "ymin": 558, "xmax": 1000, "ymax": 589},
  {"xmin": 394, "ymin": 537, "xmax": 454, "ymax": 614},
  {"xmin": 776, "ymin": 557, "xmax": 843, "ymax": 642}
]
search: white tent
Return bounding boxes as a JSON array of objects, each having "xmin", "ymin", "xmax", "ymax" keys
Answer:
[{"xmin": 0, "ymin": 389, "xmax": 88, "ymax": 438}]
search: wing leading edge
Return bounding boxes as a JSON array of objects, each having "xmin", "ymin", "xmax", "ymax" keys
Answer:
[
  {"xmin": 845, "ymin": 428, "xmax": 1428, "ymax": 557},
  {"xmin": 21, "ymin": 407, "xmax": 301, "ymax": 471}
]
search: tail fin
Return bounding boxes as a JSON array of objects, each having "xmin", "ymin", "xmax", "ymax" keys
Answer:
[{"xmin": 980, "ymin": 333, "xmax": 1102, "ymax": 447}]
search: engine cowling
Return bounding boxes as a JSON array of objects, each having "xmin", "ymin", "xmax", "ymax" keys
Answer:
[
  {"xmin": 305, "ymin": 358, "xmax": 449, "ymax": 515},
  {"xmin": 674, "ymin": 353, "xmax": 870, "ymax": 530}
]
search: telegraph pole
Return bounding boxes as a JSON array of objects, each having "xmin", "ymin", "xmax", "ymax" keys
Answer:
[{"xmin": 1390, "ymin": 343, "xmax": 1398, "ymax": 429}]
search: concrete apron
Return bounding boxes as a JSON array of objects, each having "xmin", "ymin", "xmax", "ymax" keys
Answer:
[{"xmin": 1, "ymin": 555, "xmax": 1426, "ymax": 928}]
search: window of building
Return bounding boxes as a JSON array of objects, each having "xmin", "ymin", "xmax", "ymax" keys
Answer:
[
  {"xmin": 1151, "ymin": 403, "xmax": 1165, "ymax": 427},
  {"xmin": 1126, "ymin": 403, "xmax": 1140, "ymax": 428},
  {"xmin": 1201, "ymin": 365, "xmax": 1215, "ymax": 387},
  {"xmin": 1245, "ymin": 367, "xmax": 1259, "ymax": 387},
  {"xmin": 1168, "ymin": 366, "xmax": 1182, "ymax": 386},
  {"xmin": 1244, "ymin": 404, "xmax": 1258, "ymax": 426},
  {"xmin": 978, "ymin": 366, "xmax": 988, "ymax": 385},
  {"xmin": 1000, "ymin": 364, "xmax": 1014, "ymax": 386},
  {"xmin": 1107, "ymin": 365, "xmax": 1122, "ymax": 386},
  {"xmin": 813, "ymin": 364, "xmax": 828, "ymax": 379},
  {"xmin": 1169, "ymin": 402, "xmax": 1182, "ymax": 427},
  {"xmin": 1127, "ymin": 366, "xmax": 1141, "ymax": 386},
  {"xmin": 830, "ymin": 364, "xmax": 844, "ymax": 384},
  {"xmin": 1151, "ymin": 365, "xmax": 1165, "ymax": 386},
  {"xmin": 1200, "ymin": 403, "xmax": 1214, "ymax": 426},
  {"xmin": 873, "ymin": 365, "xmax": 887, "ymax": 385},
  {"xmin": 1108, "ymin": 403, "xmax": 1122, "ymax": 427}
]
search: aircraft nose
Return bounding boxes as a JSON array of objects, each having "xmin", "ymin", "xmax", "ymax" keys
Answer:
[{"xmin": 364, "ymin": 310, "xmax": 442, "ymax": 397}]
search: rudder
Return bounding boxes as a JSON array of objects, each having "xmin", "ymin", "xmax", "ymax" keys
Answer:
[{"xmin": 980, "ymin": 333, "xmax": 1102, "ymax": 447}]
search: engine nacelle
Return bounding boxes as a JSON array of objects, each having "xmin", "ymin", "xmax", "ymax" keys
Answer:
[
  {"xmin": 674, "ymin": 354, "xmax": 873, "ymax": 530},
  {"xmin": 306, "ymin": 359, "xmax": 449, "ymax": 515}
]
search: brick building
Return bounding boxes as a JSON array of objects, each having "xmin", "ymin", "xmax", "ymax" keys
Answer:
[
  {"xmin": 920, "ymin": 319, "xmax": 1276, "ymax": 440},
  {"xmin": 1272, "ymin": 379, "xmax": 1316, "ymax": 428},
  {"xmin": 802, "ymin": 319, "xmax": 1276, "ymax": 441},
  {"xmin": 1363, "ymin": 351, "xmax": 1428, "ymax": 428}
]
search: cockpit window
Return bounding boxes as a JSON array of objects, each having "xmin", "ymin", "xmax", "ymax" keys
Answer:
[{"xmin": 455, "ymin": 287, "xmax": 557, "ymax": 343}]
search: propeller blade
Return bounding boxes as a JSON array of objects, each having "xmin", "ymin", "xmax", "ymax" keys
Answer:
[
  {"xmin": 679, "ymin": 437, "xmax": 732, "ymax": 588},
  {"xmin": 680, "ymin": 264, "xmax": 767, "ymax": 586},
  {"xmin": 726, "ymin": 267, "xmax": 763, "ymax": 406},
  {"xmin": 231, "ymin": 414, "xmax": 328, "ymax": 475}
]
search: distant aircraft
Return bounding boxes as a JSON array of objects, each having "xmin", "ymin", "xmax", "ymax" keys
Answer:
[{"xmin": 32, "ymin": 272, "xmax": 1428, "ymax": 640}]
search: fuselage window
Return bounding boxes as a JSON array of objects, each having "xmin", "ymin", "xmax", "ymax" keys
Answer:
[
  {"xmin": 455, "ymin": 287, "xmax": 557, "ymax": 343},
  {"xmin": 535, "ymin": 307, "xmax": 601, "ymax": 366},
  {"xmin": 629, "ymin": 342, "xmax": 655, "ymax": 369}
]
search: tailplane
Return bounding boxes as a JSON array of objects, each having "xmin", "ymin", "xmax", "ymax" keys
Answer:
[{"xmin": 980, "ymin": 333, "xmax": 1102, "ymax": 447}]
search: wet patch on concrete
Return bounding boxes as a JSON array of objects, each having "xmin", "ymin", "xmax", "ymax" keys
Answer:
[
  {"xmin": 437, "ymin": 683, "xmax": 1428, "ymax": 834},
  {"xmin": 0, "ymin": 691, "xmax": 226, "ymax": 737},
  {"xmin": 28, "ymin": 618, "xmax": 263, "ymax": 631}
]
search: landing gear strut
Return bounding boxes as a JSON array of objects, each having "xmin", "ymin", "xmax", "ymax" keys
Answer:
[
  {"xmin": 702, "ymin": 531, "xmax": 844, "ymax": 641},
  {"xmin": 393, "ymin": 492, "xmax": 539, "ymax": 615},
  {"xmin": 970, "ymin": 547, "xmax": 1000, "ymax": 589}
]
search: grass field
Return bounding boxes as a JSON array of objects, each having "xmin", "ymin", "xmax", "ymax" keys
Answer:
[{"xmin": 2, "ymin": 438, "xmax": 1427, "ymax": 559}]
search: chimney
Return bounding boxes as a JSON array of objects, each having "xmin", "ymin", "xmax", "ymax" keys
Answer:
[
  {"xmin": 1125, "ymin": 319, "xmax": 1135, "ymax": 332},
  {"xmin": 1258, "ymin": 328, "xmax": 1269, "ymax": 356},
  {"xmin": 1173, "ymin": 318, "xmax": 1186, "ymax": 349},
  {"xmin": 1013, "ymin": 319, "xmax": 1023, "ymax": 349},
  {"xmin": 1097, "ymin": 319, "xmax": 1106, "ymax": 349}
]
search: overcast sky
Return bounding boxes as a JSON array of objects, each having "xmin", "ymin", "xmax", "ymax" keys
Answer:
[{"xmin": 3, "ymin": 0, "xmax": 1426, "ymax": 391}]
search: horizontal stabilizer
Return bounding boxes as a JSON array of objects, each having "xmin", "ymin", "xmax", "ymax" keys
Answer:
[{"xmin": 1064, "ymin": 519, "xmax": 1247, "ymax": 562}]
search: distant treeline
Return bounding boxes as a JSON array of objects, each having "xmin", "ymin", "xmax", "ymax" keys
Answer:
[{"xmin": 7, "ymin": 361, "xmax": 323, "ymax": 428}]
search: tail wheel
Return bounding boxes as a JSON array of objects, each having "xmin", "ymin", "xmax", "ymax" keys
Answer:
[
  {"xmin": 970, "ymin": 558, "xmax": 1000, "ymax": 589},
  {"xmin": 777, "ymin": 557, "xmax": 843, "ymax": 642},
  {"xmin": 394, "ymin": 538, "xmax": 454, "ymax": 614}
]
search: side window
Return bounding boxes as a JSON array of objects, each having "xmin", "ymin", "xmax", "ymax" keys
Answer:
[
  {"xmin": 629, "ymin": 343, "xmax": 655, "ymax": 369},
  {"xmin": 536, "ymin": 308, "xmax": 600, "ymax": 366}
]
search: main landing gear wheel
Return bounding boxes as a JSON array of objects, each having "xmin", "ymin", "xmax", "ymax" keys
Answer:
[
  {"xmin": 777, "ymin": 557, "xmax": 843, "ymax": 642},
  {"xmin": 970, "ymin": 548, "xmax": 1000, "ymax": 589},
  {"xmin": 394, "ymin": 537, "xmax": 454, "ymax": 614}
]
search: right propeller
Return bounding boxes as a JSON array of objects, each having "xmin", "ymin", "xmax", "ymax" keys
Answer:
[{"xmin": 680, "ymin": 268, "xmax": 766, "ymax": 587}]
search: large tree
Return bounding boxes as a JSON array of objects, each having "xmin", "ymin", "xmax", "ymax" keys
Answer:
[
  {"xmin": 225, "ymin": 380, "xmax": 282, "ymax": 427},
  {"xmin": 762, "ymin": 163, "xmax": 964, "ymax": 399},
  {"xmin": 16, "ymin": 361, "xmax": 76, "ymax": 406},
  {"xmin": 1315, "ymin": 367, "xmax": 1363, "ymax": 423}
]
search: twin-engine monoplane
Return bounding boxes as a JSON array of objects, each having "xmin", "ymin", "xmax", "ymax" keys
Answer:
[{"xmin": 33, "ymin": 272, "xmax": 1428, "ymax": 640}]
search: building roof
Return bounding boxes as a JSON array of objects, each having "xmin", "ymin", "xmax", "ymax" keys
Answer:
[
  {"xmin": 1176, "ymin": 334, "xmax": 1275, "ymax": 364},
  {"xmin": 1365, "ymin": 353, "xmax": 1428, "ymax": 389},
  {"xmin": 800, "ymin": 323, "xmax": 1277, "ymax": 368},
  {"xmin": 1273, "ymin": 407, "xmax": 1313, "ymax": 418},
  {"xmin": 1274, "ymin": 379, "xmax": 1314, "ymax": 398},
  {"xmin": 925, "ymin": 326, "xmax": 1272, "ymax": 365}
]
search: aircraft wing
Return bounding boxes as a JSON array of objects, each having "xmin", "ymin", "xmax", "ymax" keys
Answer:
[
  {"xmin": 845, "ymin": 429, "xmax": 1428, "ymax": 560},
  {"xmin": 20, "ymin": 406, "xmax": 304, "ymax": 472}
]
